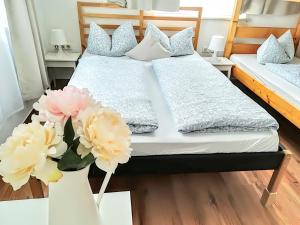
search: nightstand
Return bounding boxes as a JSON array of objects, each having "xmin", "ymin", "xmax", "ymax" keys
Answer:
[
  {"xmin": 45, "ymin": 52, "xmax": 81, "ymax": 87},
  {"xmin": 203, "ymin": 57, "xmax": 234, "ymax": 79}
]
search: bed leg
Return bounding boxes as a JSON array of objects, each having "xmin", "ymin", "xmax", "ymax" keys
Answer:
[{"xmin": 260, "ymin": 150, "xmax": 292, "ymax": 207}]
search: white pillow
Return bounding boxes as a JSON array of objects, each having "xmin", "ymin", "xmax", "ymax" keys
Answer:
[{"xmin": 126, "ymin": 34, "xmax": 172, "ymax": 61}]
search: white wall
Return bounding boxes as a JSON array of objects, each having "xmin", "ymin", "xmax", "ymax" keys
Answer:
[
  {"xmin": 34, "ymin": 0, "xmax": 82, "ymax": 53},
  {"xmin": 34, "ymin": 0, "xmax": 231, "ymax": 80},
  {"xmin": 34, "ymin": 0, "xmax": 230, "ymax": 54},
  {"xmin": 34, "ymin": 0, "xmax": 299, "ymax": 54}
]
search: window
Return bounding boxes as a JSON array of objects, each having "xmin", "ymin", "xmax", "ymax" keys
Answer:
[
  {"xmin": 0, "ymin": 0, "xmax": 8, "ymax": 28},
  {"xmin": 0, "ymin": 0, "xmax": 24, "ymax": 130},
  {"xmin": 180, "ymin": 0, "xmax": 235, "ymax": 18}
]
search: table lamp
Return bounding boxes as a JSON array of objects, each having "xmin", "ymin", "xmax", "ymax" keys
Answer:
[
  {"xmin": 51, "ymin": 29, "xmax": 67, "ymax": 55},
  {"xmin": 208, "ymin": 35, "xmax": 225, "ymax": 61}
]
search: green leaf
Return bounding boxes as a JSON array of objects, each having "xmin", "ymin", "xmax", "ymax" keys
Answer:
[
  {"xmin": 78, "ymin": 153, "xmax": 96, "ymax": 170},
  {"xmin": 71, "ymin": 137, "xmax": 80, "ymax": 153},
  {"xmin": 57, "ymin": 147, "xmax": 81, "ymax": 171},
  {"xmin": 57, "ymin": 145, "xmax": 95, "ymax": 171},
  {"xmin": 63, "ymin": 117, "xmax": 75, "ymax": 148}
]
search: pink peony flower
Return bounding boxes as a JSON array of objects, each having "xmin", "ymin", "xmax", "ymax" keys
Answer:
[{"xmin": 33, "ymin": 86, "xmax": 97, "ymax": 123}]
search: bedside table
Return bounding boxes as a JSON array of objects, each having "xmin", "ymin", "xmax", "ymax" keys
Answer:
[
  {"xmin": 203, "ymin": 57, "xmax": 234, "ymax": 79},
  {"xmin": 45, "ymin": 52, "xmax": 81, "ymax": 87}
]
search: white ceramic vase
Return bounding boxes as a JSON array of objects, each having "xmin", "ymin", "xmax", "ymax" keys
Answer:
[{"xmin": 48, "ymin": 166, "xmax": 101, "ymax": 225}]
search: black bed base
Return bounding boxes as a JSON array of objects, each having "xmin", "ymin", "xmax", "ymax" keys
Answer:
[{"xmin": 89, "ymin": 146, "xmax": 284, "ymax": 177}]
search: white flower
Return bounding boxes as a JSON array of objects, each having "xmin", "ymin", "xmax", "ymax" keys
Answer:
[
  {"xmin": 33, "ymin": 158, "xmax": 63, "ymax": 185},
  {"xmin": 77, "ymin": 106, "xmax": 132, "ymax": 173},
  {"xmin": 46, "ymin": 122, "xmax": 68, "ymax": 158},
  {"xmin": 0, "ymin": 122, "xmax": 63, "ymax": 190}
]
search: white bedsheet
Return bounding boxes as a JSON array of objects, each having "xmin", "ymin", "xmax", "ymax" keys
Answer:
[
  {"xmin": 230, "ymin": 54, "xmax": 300, "ymax": 108},
  {"xmin": 71, "ymin": 52, "xmax": 279, "ymax": 156}
]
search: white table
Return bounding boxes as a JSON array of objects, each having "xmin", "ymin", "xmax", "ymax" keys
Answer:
[
  {"xmin": 203, "ymin": 57, "xmax": 235, "ymax": 79},
  {"xmin": 45, "ymin": 52, "xmax": 81, "ymax": 87},
  {"xmin": 0, "ymin": 191, "xmax": 132, "ymax": 225}
]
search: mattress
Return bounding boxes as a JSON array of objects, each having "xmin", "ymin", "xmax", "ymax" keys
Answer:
[
  {"xmin": 230, "ymin": 54, "xmax": 300, "ymax": 108},
  {"xmin": 70, "ymin": 52, "xmax": 279, "ymax": 156}
]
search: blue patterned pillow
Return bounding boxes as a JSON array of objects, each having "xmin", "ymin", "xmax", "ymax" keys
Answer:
[
  {"xmin": 87, "ymin": 22, "xmax": 137, "ymax": 56},
  {"xmin": 111, "ymin": 22, "xmax": 137, "ymax": 56},
  {"xmin": 170, "ymin": 27, "xmax": 194, "ymax": 56},
  {"xmin": 278, "ymin": 30, "xmax": 295, "ymax": 60},
  {"xmin": 145, "ymin": 23, "xmax": 171, "ymax": 51},
  {"xmin": 145, "ymin": 23, "xmax": 194, "ymax": 56},
  {"xmin": 257, "ymin": 34, "xmax": 290, "ymax": 64},
  {"xmin": 87, "ymin": 22, "xmax": 111, "ymax": 55}
]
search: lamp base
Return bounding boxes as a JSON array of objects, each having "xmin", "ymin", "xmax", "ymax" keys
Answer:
[
  {"xmin": 211, "ymin": 51, "xmax": 221, "ymax": 63},
  {"xmin": 212, "ymin": 50, "xmax": 218, "ymax": 58}
]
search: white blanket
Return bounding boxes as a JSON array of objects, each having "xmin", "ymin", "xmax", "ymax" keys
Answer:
[{"xmin": 153, "ymin": 55, "xmax": 279, "ymax": 133}]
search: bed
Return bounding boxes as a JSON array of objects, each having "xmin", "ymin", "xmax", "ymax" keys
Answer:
[
  {"xmin": 72, "ymin": 1, "xmax": 292, "ymax": 207},
  {"xmin": 230, "ymin": 54, "xmax": 300, "ymax": 108},
  {"xmin": 224, "ymin": 0, "xmax": 300, "ymax": 129},
  {"xmin": 71, "ymin": 52, "xmax": 279, "ymax": 157}
]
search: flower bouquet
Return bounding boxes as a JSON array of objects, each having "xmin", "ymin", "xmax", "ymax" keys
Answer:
[{"xmin": 0, "ymin": 86, "xmax": 132, "ymax": 225}]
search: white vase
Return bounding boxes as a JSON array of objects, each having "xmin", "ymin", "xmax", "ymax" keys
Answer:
[{"xmin": 48, "ymin": 166, "xmax": 101, "ymax": 225}]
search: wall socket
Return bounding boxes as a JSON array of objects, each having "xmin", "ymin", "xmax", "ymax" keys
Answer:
[
  {"xmin": 54, "ymin": 45, "xmax": 72, "ymax": 50},
  {"xmin": 62, "ymin": 45, "xmax": 71, "ymax": 49}
]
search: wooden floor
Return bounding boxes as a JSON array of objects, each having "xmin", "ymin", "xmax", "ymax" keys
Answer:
[{"xmin": 0, "ymin": 79, "xmax": 300, "ymax": 225}]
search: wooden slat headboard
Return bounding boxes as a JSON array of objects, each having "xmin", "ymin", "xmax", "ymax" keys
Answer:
[
  {"xmin": 77, "ymin": 2, "xmax": 202, "ymax": 51},
  {"xmin": 224, "ymin": 0, "xmax": 300, "ymax": 57}
]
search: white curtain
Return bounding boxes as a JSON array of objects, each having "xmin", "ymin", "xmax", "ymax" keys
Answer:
[
  {"xmin": 0, "ymin": 1, "xmax": 23, "ymax": 127},
  {"xmin": 4, "ymin": 0, "xmax": 49, "ymax": 101}
]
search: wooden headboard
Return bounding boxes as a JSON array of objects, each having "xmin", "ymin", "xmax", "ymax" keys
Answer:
[
  {"xmin": 77, "ymin": 2, "xmax": 202, "ymax": 51},
  {"xmin": 224, "ymin": 0, "xmax": 300, "ymax": 58}
]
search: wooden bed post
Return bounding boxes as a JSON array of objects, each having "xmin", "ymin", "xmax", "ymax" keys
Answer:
[
  {"xmin": 261, "ymin": 150, "xmax": 292, "ymax": 207},
  {"xmin": 224, "ymin": 0, "xmax": 243, "ymax": 58},
  {"xmin": 139, "ymin": 10, "xmax": 144, "ymax": 42},
  {"xmin": 77, "ymin": 2, "xmax": 86, "ymax": 52},
  {"xmin": 193, "ymin": 7, "xmax": 202, "ymax": 50},
  {"xmin": 295, "ymin": 15, "xmax": 300, "ymax": 47}
]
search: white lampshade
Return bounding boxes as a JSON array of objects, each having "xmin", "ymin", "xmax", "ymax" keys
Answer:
[
  {"xmin": 208, "ymin": 35, "xmax": 225, "ymax": 52},
  {"xmin": 51, "ymin": 29, "xmax": 67, "ymax": 46}
]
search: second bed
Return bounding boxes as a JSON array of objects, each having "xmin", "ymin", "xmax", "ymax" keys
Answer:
[{"xmin": 230, "ymin": 54, "xmax": 300, "ymax": 109}]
